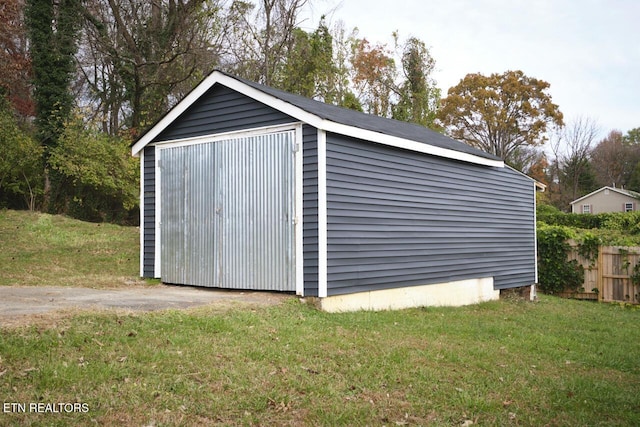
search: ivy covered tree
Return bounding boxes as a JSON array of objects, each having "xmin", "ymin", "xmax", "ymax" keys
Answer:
[
  {"xmin": 26, "ymin": 0, "xmax": 81, "ymax": 149},
  {"xmin": 25, "ymin": 0, "xmax": 82, "ymax": 210},
  {"xmin": 392, "ymin": 36, "xmax": 440, "ymax": 129},
  {"xmin": 277, "ymin": 18, "xmax": 335, "ymax": 101}
]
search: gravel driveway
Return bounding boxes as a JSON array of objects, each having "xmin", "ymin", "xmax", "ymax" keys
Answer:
[{"xmin": 0, "ymin": 285, "xmax": 289, "ymax": 327}]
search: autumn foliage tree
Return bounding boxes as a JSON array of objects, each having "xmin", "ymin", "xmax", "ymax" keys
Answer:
[
  {"xmin": 438, "ymin": 70, "xmax": 564, "ymax": 165},
  {"xmin": 0, "ymin": 0, "xmax": 33, "ymax": 118},
  {"xmin": 350, "ymin": 38, "xmax": 396, "ymax": 117},
  {"xmin": 348, "ymin": 34, "xmax": 440, "ymax": 129}
]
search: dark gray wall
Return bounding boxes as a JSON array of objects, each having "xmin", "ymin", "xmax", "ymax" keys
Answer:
[
  {"xmin": 302, "ymin": 125, "xmax": 319, "ymax": 296},
  {"xmin": 154, "ymin": 84, "xmax": 294, "ymax": 142},
  {"xmin": 325, "ymin": 133, "xmax": 536, "ymax": 296},
  {"xmin": 142, "ymin": 146, "xmax": 156, "ymax": 277}
]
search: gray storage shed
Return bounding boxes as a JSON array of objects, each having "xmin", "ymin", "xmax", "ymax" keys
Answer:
[{"xmin": 131, "ymin": 70, "xmax": 538, "ymax": 311}]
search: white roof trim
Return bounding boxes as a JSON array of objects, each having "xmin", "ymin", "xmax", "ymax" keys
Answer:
[
  {"xmin": 131, "ymin": 71, "xmax": 504, "ymax": 168},
  {"xmin": 319, "ymin": 120, "xmax": 503, "ymax": 167},
  {"xmin": 131, "ymin": 71, "xmax": 225, "ymax": 156},
  {"xmin": 570, "ymin": 186, "xmax": 640, "ymax": 205}
]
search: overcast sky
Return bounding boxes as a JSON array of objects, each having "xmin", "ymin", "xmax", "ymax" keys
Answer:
[{"xmin": 303, "ymin": 0, "xmax": 639, "ymax": 138}]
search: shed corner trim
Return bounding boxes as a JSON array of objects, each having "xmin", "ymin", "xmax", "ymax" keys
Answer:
[{"xmin": 317, "ymin": 128, "xmax": 328, "ymax": 298}]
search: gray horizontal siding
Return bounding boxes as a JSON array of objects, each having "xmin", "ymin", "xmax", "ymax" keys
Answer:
[
  {"xmin": 153, "ymin": 84, "xmax": 295, "ymax": 142},
  {"xmin": 302, "ymin": 124, "xmax": 319, "ymax": 296},
  {"xmin": 142, "ymin": 146, "xmax": 156, "ymax": 277},
  {"xmin": 325, "ymin": 134, "xmax": 535, "ymax": 296}
]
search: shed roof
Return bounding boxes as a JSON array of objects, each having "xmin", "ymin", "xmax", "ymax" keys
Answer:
[
  {"xmin": 570, "ymin": 186, "xmax": 640, "ymax": 205},
  {"xmin": 131, "ymin": 70, "xmax": 504, "ymax": 168}
]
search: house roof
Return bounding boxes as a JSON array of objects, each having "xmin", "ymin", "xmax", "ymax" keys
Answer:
[
  {"xmin": 570, "ymin": 186, "xmax": 640, "ymax": 205},
  {"xmin": 131, "ymin": 70, "xmax": 504, "ymax": 168}
]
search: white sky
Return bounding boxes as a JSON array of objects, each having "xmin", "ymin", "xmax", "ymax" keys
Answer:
[{"xmin": 302, "ymin": 0, "xmax": 639, "ymax": 137}]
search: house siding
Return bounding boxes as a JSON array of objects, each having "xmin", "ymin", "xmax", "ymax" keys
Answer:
[
  {"xmin": 571, "ymin": 189, "xmax": 638, "ymax": 214},
  {"xmin": 324, "ymin": 134, "xmax": 535, "ymax": 295},
  {"xmin": 303, "ymin": 125, "xmax": 319, "ymax": 296},
  {"xmin": 154, "ymin": 84, "xmax": 294, "ymax": 142},
  {"xmin": 142, "ymin": 145, "xmax": 156, "ymax": 277}
]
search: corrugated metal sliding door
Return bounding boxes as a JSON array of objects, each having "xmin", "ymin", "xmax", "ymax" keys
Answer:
[{"xmin": 160, "ymin": 131, "xmax": 296, "ymax": 291}]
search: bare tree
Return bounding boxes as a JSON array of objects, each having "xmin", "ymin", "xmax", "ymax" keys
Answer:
[
  {"xmin": 549, "ymin": 116, "xmax": 600, "ymax": 206},
  {"xmin": 78, "ymin": 0, "xmax": 225, "ymax": 135},
  {"xmin": 222, "ymin": 0, "xmax": 309, "ymax": 85},
  {"xmin": 591, "ymin": 130, "xmax": 640, "ymax": 189}
]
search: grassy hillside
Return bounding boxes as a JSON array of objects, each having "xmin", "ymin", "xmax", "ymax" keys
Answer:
[{"xmin": 0, "ymin": 209, "xmax": 142, "ymax": 287}]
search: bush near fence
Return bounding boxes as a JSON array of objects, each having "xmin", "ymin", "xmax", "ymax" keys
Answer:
[
  {"xmin": 537, "ymin": 204, "xmax": 640, "ymax": 238},
  {"xmin": 536, "ymin": 224, "xmax": 584, "ymax": 295},
  {"xmin": 536, "ymin": 207, "xmax": 640, "ymax": 303}
]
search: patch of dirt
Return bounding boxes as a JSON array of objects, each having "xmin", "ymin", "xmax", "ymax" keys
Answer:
[{"xmin": 0, "ymin": 285, "xmax": 291, "ymax": 329}]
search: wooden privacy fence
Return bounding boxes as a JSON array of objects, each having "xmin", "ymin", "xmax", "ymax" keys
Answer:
[{"xmin": 564, "ymin": 243, "xmax": 640, "ymax": 304}]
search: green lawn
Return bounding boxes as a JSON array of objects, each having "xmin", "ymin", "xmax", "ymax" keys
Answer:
[
  {"xmin": 1, "ymin": 297, "xmax": 639, "ymax": 426},
  {"xmin": 1, "ymin": 210, "xmax": 639, "ymax": 425}
]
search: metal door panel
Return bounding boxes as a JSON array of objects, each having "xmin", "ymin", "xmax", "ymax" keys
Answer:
[{"xmin": 160, "ymin": 131, "xmax": 295, "ymax": 291}]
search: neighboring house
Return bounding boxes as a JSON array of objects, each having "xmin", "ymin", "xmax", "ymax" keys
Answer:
[
  {"xmin": 570, "ymin": 186, "xmax": 640, "ymax": 214},
  {"xmin": 131, "ymin": 70, "xmax": 539, "ymax": 312}
]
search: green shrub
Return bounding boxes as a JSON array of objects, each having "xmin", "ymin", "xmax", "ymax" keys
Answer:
[
  {"xmin": 0, "ymin": 96, "xmax": 43, "ymax": 210},
  {"xmin": 600, "ymin": 211, "xmax": 640, "ymax": 234},
  {"xmin": 48, "ymin": 113, "xmax": 139, "ymax": 223},
  {"xmin": 537, "ymin": 204, "xmax": 640, "ymax": 234}
]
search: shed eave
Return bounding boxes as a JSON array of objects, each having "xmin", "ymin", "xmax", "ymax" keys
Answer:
[
  {"xmin": 505, "ymin": 165, "xmax": 545, "ymax": 190},
  {"xmin": 316, "ymin": 119, "xmax": 504, "ymax": 168},
  {"xmin": 131, "ymin": 70, "xmax": 504, "ymax": 168}
]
